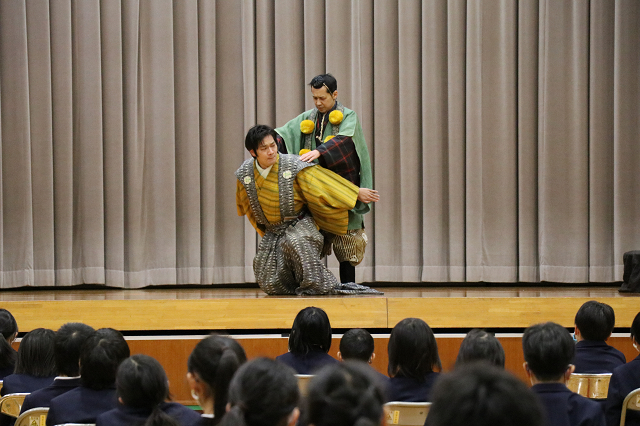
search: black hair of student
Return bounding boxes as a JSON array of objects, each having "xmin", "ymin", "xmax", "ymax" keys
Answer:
[
  {"xmin": 309, "ymin": 74, "xmax": 337, "ymax": 94},
  {"xmin": 54, "ymin": 322, "xmax": 95, "ymax": 376},
  {"xmin": 522, "ymin": 322, "xmax": 574, "ymax": 381},
  {"xmin": 455, "ymin": 329, "xmax": 505, "ymax": 368},
  {"xmin": 220, "ymin": 358, "xmax": 299, "ymax": 426},
  {"xmin": 117, "ymin": 354, "xmax": 179, "ymax": 426},
  {"xmin": 302, "ymin": 361, "xmax": 386, "ymax": 426},
  {"xmin": 0, "ymin": 309, "xmax": 18, "ymax": 369},
  {"xmin": 631, "ymin": 311, "xmax": 640, "ymax": 341},
  {"xmin": 14, "ymin": 328, "xmax": 57, "ymax": 377},
  {"xmin": 288, "ymin": 307, "xmax": 332, "ymax": 355},
  {"xmin": 80, "ymin": 328, "xmax": 130, "ymax": 390},
  {"xmin": 574, "ymin": 300, "xmax": 616, "ymax": 341},
  {"xmin": 387, "ymin": 318, "xmax": 441, "ymax": 378},
  {"xmin": 425, "ymin": 364, "xmax": 544, "ymax": 426},
  {"xmin": 339, "ymin": 329, "xmax": 374, "ymax": 362},
  {"xmin": 245, "ymin": 124, "xmax": 278, "ymax": 154},
  {"xmin": 188, "ymin": 335, "xmax": 247, "ymax": 423}
]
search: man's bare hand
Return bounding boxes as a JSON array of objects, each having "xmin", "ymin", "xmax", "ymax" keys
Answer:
[
  {"xmin": 299, "ymin": 149, "xmax": 321, "ymax": 163},
  {"xmin": 357, "ymin": 188, "xmax": 379, "ymax": 203}
]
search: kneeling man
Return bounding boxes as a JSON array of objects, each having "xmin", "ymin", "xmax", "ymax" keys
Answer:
[{"xmin": 236, "ymin": 125, "xmax": 379, "ymax": 296}]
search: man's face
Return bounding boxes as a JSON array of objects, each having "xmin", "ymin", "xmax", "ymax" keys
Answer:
[
  {"xmin": 311, "ymin": 86, "xmax": 337, "ymax": 114},
  {"xmin": 250, "ymin": 135, "xmax": 278, "ymax": 169}
]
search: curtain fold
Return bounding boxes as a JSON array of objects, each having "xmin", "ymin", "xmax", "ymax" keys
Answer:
[{"xmin": 0, "ymin": 0, "xmax": 638, "ymax": 288}]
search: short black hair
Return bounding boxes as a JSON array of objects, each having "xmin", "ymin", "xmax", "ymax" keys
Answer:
[
  {"xmin": 15, "ymin": 328, "xmax": 56, "ymax": 377},
  {"xmin": 55, "ymin": 323, "xmax": 95, "ymax": 376},
  {"xmin": 288, "ymin": 307, "xmax": 332, "ymax": 355},
  {"xmin": 339, "ymin": 329, "xmax": 374, "ymax": 362},
  {"xmin": 631, "ymin": 311, "xmax": 640, "ymax": 341},
  {"xmin": 304, "ymin": 361, "xmax": 386, "ymax": 426},
  {"xmin": 245, "ymin": 124, "xmax": 278, "ymax": 154},
  {"xmin": 425, "ymin": 364, "xmax": 544, "ymax": 426},
  {"xmin": 80, "ymin": 328, "xmax": 130, "ymax": 390},
  {"xmin": 574, "ymin": 301, "xmax": 615, "ymax": 341},
  {"xmin": 456, "ymin": 329, "xmax": 505, "ymax": 368},
  {"xmin": 188, "ymin": 335, "xmax": 247, "ymax": 421},
  {"xmin": 309, "ymin": 74, "xmax": 337, "ymax": 94},
  {"xmin": 388, "ymin": 318, "xmax": 441, "ymax": 378},
  {"xmin": 222, "ymin": 358, "xmax": 299, "ymax": 426},
  {"xmin": 522, "ymin": 322, "xmax": 574, "ymax": 381}
]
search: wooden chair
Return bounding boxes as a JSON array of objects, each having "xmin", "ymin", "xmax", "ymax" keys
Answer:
[
  {"xmin": 620, "ymin": 387, "xmax": 640, "ymax": 426},
  {"xmin": 384, "ymin": 402, "xmax": 431, "ymax": 426},
  {"xmin": 295, "ymin": 374, "xmax": 314, "ymax": 397},
  {"xmin": 567, "ymin": 373, "xmax": 612, "ymax": 399},
  {"xmin": 15, "ymin": 407, "xmax": 48, "ymax": 426},
  {"xmin": 0, "ymin": 393, "xmax": 29, "ymax": 418}
]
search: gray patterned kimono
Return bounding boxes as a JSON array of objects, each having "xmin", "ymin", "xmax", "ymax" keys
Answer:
[{"xmin": 236, "ymin": 154, "xmax": 380, "ymax": 296}]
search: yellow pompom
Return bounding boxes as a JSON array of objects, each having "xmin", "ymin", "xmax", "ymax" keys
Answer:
[
  {"xmin": 300, "ymin": 120, "xmax": 315, "ymax": 134},
  {"xmin": 299, "ymin": 149, "xmax": 311, "ymax": 155},
  {"xmin": 323, "ymin": 135, "xmax": 335, "ymax": 143},
  {"xmin": 329, "ymin": 110, "xmax": 343, "ymax": 125}
]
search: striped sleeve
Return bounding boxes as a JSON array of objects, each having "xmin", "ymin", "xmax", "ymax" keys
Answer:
[
  {"xmin": 236, "ymin": 179, "xmax": 264, "ymax": 237},
  {"xmin": 295, "ymin": 165, "xmax": 358, "ymax": 235}
]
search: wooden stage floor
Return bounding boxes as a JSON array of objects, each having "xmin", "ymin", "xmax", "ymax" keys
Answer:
[{"xmin": 1, "ymin": 285, "xmax": 637, "ymax": 333}]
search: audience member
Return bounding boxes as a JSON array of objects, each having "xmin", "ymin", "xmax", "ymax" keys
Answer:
[
  {"xmin": 573, "ymin": 301, "xmax": 625, "ymax": 373},
  {"xmin": 302, "ymin": 362, "xmax": 386, "ymax": 426},
  {"xmin": 0, "ymin": 309, "xmax": 18, "ymax": 380},
  {"xmin": 187, "ymin": 335, "xmax": 247, "ymax": 426},
  {"xmin": 387, "ymin": 318, "xmax": 441, "ymax": 402},
  {"xmin": 276, "ymin": 307, "xmax": 337, "ymax": 374},
  {"xmin": 1, "ymin": 328, "xmax": 57, "ymax": 426},
  {"xmin": 455, "ymin": 329, "xmax": 505, "ymax": 368},
  {"xmin": 338, "ymin": 328, "xmax": 389, "ymax": 387},
  {"xmin": 20, "ymin": 322, "xmax": 95, "ymax": 413},
  {"xmin": 219, "ymin": 358, "xmax": 299, "ymax": 426},
  {"xmin": 97, "ymin": 354, "xmax": 200, "ymax": 426},
  {"xmin": 425, "ymin": 363, "xmax": 545, "ymax": 426},
  {"xmin": 605, "ymin": 311, "xmax": 640, "ymax": 426},
  {"xmin": 523, "ymin": 322, "xmax": 605, "ymax": 426},
  {"xmin": 1, "ymin": 328, "xmax": 56, "ymax": 395},
  {"xmin": 46, "ymin": 328, "xmax": 130, "ymax": 426}
]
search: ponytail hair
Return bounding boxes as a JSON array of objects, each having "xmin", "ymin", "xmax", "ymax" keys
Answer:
[
  {"xmin": 0, "ymin": 309, "xmax": 17, "ymax": 370},
  {"xmin": 116, "ymin": 354, "xmax": 179, "ymax": 426},
  {"xmin": 188, "ymin": 336, "xmax": 247, "ymax": 422},
  {"xmin": 219, "ymin": 358, "xmax": 299, "ymax": 426},
  {"xmin": 303, "ymin": 362, "xmax": 386, "ymax": 426}
]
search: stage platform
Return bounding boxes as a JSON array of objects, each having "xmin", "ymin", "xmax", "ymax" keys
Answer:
[{"xmin": 2, "ymin": 285, "xmax": 637, "ymax": 333}]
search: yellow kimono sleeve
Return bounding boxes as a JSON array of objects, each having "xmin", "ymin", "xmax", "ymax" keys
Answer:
[
  {"xmin": 236, "ymin": 179, "xmax": 265, "ymax": 237},
  {"xmin": 295, "ymin": 165, "xmax": 359, "ymax": 235}
]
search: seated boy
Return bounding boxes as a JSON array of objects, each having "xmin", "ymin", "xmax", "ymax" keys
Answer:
[
  {"xmin": 523, "ymin": 322, "xmax": 605, "ymax": 426},
  {"xmin": 338, "ymin": 328, "xmax": 388, "ymax": 391},
  {"xmin": 573, "ymin": 301, "xmax": 625, "ymax": 373}
]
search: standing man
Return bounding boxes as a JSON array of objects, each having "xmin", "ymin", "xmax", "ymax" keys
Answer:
[
  {"xmin": 275, "ymin": 74, "xmax": 373, "ymax": 284},
  {"xmin": 236, "ymin": 124, "xmax": 379, "ymax": 296}
]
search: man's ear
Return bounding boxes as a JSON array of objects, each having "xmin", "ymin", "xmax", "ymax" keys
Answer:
[
  {"xmin": 287, "ymin": 408, "xmax": 300, "ymax": 426},
  {"xmin": 369, "ymin": 352, "xmax": 376, "ymax": 364},
  {"xmin": 337, "ymin": 351, "xmax": 343, "ymax": 361},
  {"xmin": 332, "ymin": 90, "xmax": 338, "ymax": 100},
  {"xmin": 249, "ymin": 149, "xmax": 256, "ymax": 158}
]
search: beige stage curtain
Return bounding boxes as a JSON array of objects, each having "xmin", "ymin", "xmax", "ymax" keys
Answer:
[{"xmin": 0, "ymin": 0, "xmax": 638, "ymax": 289}]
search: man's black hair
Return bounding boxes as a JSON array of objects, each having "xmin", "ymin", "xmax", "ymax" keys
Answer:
[
  {"xmin": 244, "ymin": 124, "xmax": 278, "ymax": 154},
  {"xmin": 339, "ymin": 329, "xmax": 374, "ymax": 362},
  {"xmin": 574, "ymin": 300, "xmax": 615, "ymax": 341},
  {"xmin": 522, "ymin": 322, "xmax": 574, "ymax": 381},
  {"xmin": 309, "ymin": 74, "xmax": 337, "ymax": 94},
  {"xmin": 55, "ymin": 322, "xmax": 95, "ymax": 376},
  {"xmin": 455, "ymin": 329, "xmax": 505, "ymax": 368}
]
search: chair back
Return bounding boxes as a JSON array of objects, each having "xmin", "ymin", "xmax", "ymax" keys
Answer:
[
  {"xmin": 567, "ymin": 373, "xmax": 612, "ymax": 399},
  {"xmin": 15, "ymin": 407, "xmax": 49, "ymax": 426},
  {"xmin": 295, "ymin": 374, "xmax": 314, "ymax": 397},
  {"xmin": 384, "ymin": 402, "xmax": 431, "ymax": 426},
  {"xmin": 0, "ymin": 393, "xmax": 29, "ymax": 418},
  {"xmin": 620, "ymin": 387, "xmax": 640, "ymax": 426}
]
